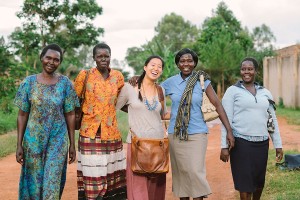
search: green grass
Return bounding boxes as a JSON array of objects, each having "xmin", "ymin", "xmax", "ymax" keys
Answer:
[
  {"xmin": 276, "ymin": 107, "xmax": 300, "ymax": 125},
  {"xmin": 117, "ymin": 110, "xmax": 129, "ymax": 142},
  {"xmin": 0, "ymin": 133, "xmax": 17, "ymax": 158},
  {"xmin": 262, "ymin": 149, "xmax": 300, "ymax": 200},
  {"xmin": 0, "ymin": 107, "xmax": 18, "ymax": 135}
]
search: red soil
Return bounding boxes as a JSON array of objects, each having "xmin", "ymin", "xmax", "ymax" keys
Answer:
[{"xmin": 0, "ymin": 116, "xmax": 298, "ymax": 200}]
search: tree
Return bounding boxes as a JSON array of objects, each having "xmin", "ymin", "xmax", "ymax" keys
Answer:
[
  {"xmin": 251, "ymin": 24, "xmax": 276, "ymax": 51},
  {"xmin": 111, "ymin": 59, "xmax": 131, "ymax": 82},
  {"xmin": 0, "ymin": 37, "xmax": 33, "ymax": 113},
  {"xmin": 194, "ymin": 2, "xmax": 253, "ymax": 97},
  {"xmin": 9, "ymin": 0, "xmax": 104, "ymax": 76},
  {"xmin": 248, "ymin": 24, "xmax": 276, "ymax": 83},
  {"xmin": 151, "ymin": 12, "xmax": 199, "ymax": 53},
  {"xmin": 126, "ymin": 13, "xmax": 199, "ymax": 78}
]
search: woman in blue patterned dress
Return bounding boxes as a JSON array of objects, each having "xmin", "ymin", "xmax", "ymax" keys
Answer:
[{"xmin": 14, "ymin": 44, "xmax": 79, "ymax": 200}]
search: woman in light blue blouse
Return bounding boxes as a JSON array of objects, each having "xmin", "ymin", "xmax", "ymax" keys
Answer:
[
  {"xmin": 14, "ymin": 44, "xmax": 79, "ymax": 200},
  {"xmin": 161, "ymin": 48, "xmax": 235, "ymax": 200},
  {"xmin": 220, "ymin": 57, "xmax": 283, "ymax": 200}
]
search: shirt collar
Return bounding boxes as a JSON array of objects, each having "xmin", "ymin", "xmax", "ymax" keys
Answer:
[
  {"xmin": 177, "ymin": 71, "xmax": 194, "ymax": 84},
  {"xmin": 234, "ymin": 80, "xmax": 264, "ymax": 89}
]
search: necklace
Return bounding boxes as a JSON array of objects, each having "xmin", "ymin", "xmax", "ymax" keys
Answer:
[
  {"xmin": 143, "ymin": 96, "xmax": 158, "ymax": 111},
  {"xmin": 141, "ymin": 83, "xmax": 158, "ymax": 111}
]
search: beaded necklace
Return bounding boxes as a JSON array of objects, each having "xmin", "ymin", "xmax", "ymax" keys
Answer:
[{"xmin": 141, "ymin": 83, "xmax": 158, "ymax": 111}]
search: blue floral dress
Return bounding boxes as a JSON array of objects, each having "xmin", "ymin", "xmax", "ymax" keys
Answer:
[{"xmin": 14, "ymin": 74, "xmax": 79, "ymax": 200}]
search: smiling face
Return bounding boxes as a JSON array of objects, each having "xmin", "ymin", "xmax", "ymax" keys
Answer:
[
  {"xmin": 94, "ymin": 48, "xmax": 111, "ymax": 72},
  {"xmin": 41, "ymin": 49, "xmax": 61, "ymax": 74},
  {"xmin": 144, "ymin": 58, "xmax": 163, "ymax": 81},
  {"xmin": 240, "ymin": 60, "xmax": 257, "ymax": 84},
  {"xmin": 177, "ymin": 53, "xmax": 195, "ymax": 79}
]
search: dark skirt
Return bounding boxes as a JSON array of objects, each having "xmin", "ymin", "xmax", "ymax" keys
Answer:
[{"xmin": 230, "ymin": 137, "xmax": 269, "ymax": 193}]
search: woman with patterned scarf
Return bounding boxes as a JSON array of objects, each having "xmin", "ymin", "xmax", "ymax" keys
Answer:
[
  {"xmin": 160, "ymin": 48, "xmax": 235, "ymax": 200},
  {"xmin": 128, "ymin": 48, "xmax": 235, "ymax": 199}
]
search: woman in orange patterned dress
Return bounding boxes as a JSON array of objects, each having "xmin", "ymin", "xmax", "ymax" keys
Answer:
[{"xmin": 74, "ymin": 43, "xmax": 127, "ymax": 200}]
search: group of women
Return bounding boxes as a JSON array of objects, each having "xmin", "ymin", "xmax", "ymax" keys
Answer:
[{"xmin": 15, "ymin": 42, "xmax": 283, "ymax": 200}]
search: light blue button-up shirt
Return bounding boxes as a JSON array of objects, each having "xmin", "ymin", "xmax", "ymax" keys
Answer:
[{"xmin": 161, "ymin": 72, "xmax": 210, "ymax": 135}]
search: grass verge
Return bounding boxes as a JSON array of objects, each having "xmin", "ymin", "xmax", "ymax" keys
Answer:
[
  {"xmin": 0, "ymin": 133, "xmax": 17, "ymax": 158},
  {"xmin": 0, "ymin": 107, "xmax": 18, "ymax": 135},
  {"xmin": 262, "ymin": 149, "xmax": 300, "ymax": 200},
  {"xmin": 276, "ymin": 107, "xmax": 300, "ymax": 126}
]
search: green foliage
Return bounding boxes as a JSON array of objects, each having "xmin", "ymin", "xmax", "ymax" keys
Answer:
[
  {"xmin": 147, "ymin": 40, "xmax": 179, "ymax": 81},
  {"xmin": 276, "ymin": 107, "xmax": 300, "ymax": 125},
  {"xmin": 117, "ymin": 111, "xmax": 129, "ymax": 143},
  {"xmin": 111, "ymin": 59, "xmax": 131, "ymax": 82},
  {"xmin": 278, "ymin": 97, "xmax": 285, "ymax": 108},
  {"xmin": 126, "ymin": 13, "xmax": 199, "ymax": 76},
  {"xmin": 262, "ymin": 149, "xmax": 300, "ymax": 200},
  {"xmin": 247, "ymin": 23, "xmax": 276, "ymax": 84},
  {"xmin": 152, "ymin": 12, "xmax": 199, "ymax": 53},
  {"xmin": 0, "ymin": 105, "xmax": 18, "ymax": 135},
  {"xmin": 0, "ymin": 133, "xmax": 17, "ymax": 157},
  {"xmin": 193, "ymin": 1, "xmax": 276, "ymax": 95},
  {"xmin": 8, "ymin": 0, "xmax": 104, "ymax": 81},
  {"xmin": 125, "ymin": 46, "xmax": 149, "ymax": 75},
  {"xmin": 194, "ymin": 2, "xmax": 254, "ymax": 95}
]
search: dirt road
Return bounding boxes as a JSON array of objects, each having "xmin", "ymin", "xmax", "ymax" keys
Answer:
[{"xmin": 0, "ymin": 116, "xmax": 298, "ymax": 200}]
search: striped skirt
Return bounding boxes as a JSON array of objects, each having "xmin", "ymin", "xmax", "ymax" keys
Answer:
[{"xmin": 77, "ymin": 136, "xmax": 127, "ymax": 200}]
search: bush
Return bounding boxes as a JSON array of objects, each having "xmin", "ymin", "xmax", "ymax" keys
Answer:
[{"xmin": 0, "ymin": 97, "xmax": 17, "ymax": 134}]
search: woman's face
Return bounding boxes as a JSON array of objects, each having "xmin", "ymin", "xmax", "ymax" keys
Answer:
[
  {"xmin": 94, "ymin": 48, "xmax": 110, "ymax": 71},
  {"xmin": 177, "ymin": 53, "xmax": 195, "ymax": 78},
  {"xmin": 240, "ymin": 60, "xmax": 257, "ymax": 84},
  {"xmin": 41, "ymin": 49, "xmax": 61, "ymax": 74},
  {"xmin": 144, "ymin": 58, "xmax": 163, "ymax": 81}
]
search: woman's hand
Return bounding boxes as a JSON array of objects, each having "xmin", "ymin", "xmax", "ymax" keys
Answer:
[
  {"xmin": 16, "ymin": 145, "xmax": 24, "ymax": 165},
  {"xmin": 275, "ymin": 148, "xmax": 283, "ymax": 162},
  {"xmin": 226, "ymin": 131, "xmax": 235, "ymax": 151},
  {"xmin": 220, "ymin": 148, "xmax": 230, "ymax": 162},
  {"xmin": 68, "ymin": 144, "xmax": 76, "ymax": 164}
]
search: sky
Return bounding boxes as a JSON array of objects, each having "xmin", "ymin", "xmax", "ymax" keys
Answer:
[{"xmin": 1, "ymin": 0, "xmax": 300, "ymax": 62}]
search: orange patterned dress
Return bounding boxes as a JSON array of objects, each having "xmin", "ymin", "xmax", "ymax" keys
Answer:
[
  {"xmin": 74, "ymin": 67, "xmax": 124, "ymax": 140},
  {"xmin": 74, "ymin": 67, "xmax": 127, "ymax": 200}
]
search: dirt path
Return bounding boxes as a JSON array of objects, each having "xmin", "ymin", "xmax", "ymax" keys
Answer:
[{"xmin": 0, "ymin": 117, "xmax": 298, "ymax": 200}]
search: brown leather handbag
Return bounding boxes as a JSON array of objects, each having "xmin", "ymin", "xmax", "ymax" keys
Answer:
[
  {"xmin": 130, "ymin": 85, "xmax": 169, "ymax": 174},
  {"xmin": 131, "ymin": 130, "xmax": 169, "ymax": 174},
  {"xmin": 75, "ymin": 70, "xmax": 90, "ymax": 130}
]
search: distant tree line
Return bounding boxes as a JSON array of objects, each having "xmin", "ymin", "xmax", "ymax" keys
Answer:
[{"xmin": 0, "ymin": 1, "xmax": 276, "ymax": 112}]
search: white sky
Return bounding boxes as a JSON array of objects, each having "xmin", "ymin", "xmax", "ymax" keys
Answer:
[{"xmin": 1, "ymin": 0, "xmax": 300, "ymax": 61}]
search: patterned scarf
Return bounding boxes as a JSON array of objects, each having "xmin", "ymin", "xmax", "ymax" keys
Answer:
[{"xmin": 174, "ymin": 70, "xmax": 210, "ymax": 140}]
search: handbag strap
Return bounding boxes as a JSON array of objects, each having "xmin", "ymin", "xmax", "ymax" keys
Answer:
[
  {"xmin": 268, "ymin": 99, "xmax": 276, "ymax": 110},
  {"xmin": 79, "ymin": 70, "xmax": 90, "ymax": 102},
  {"xmin": 156, "ymin": 85, "xmax": 169, "ymax": 138},
  {"xmin": 200, "ymin": 74, "xmax": 205, "ymax": 92},
  {"xmin": 156, "ymin": 84, "xmax": 165, "ymax": 117}
]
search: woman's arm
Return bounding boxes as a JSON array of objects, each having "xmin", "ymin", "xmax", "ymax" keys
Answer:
[
  {"xmin": 16, "ymin": 109, "xmax": 29, "ymax": 165},
  {"xmin": 206, "ymin": 84, "xmax": 235, "ymax": 150},
  {"xmin": 268, "ymin": 104, "xmax": 284, "ymax": 162},
  {"xmin": 64, "ymin": 111, "xmax": 76, "ymax": 164}
]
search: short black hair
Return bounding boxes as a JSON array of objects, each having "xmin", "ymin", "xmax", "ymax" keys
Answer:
[
  {"xmin": 175, "ymin": 48, "xmax": 198, "ymax": 67},
  {"xmin": 40, "ymin": 43, "xmax": 63, "ymax": 63},
  {"xmin": 93, "ymin": 43, "xmax": 111, "ymax": 58},
  {"xmin": 240, "ymin": 57, "xmax": 259, "ymax": 70}
]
